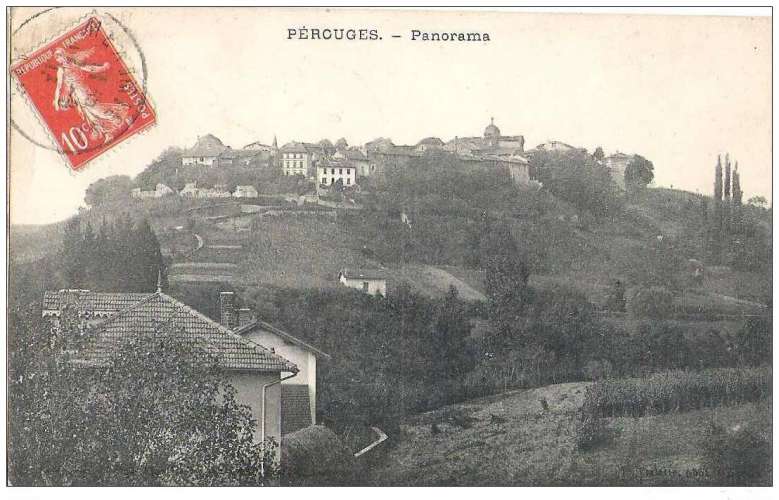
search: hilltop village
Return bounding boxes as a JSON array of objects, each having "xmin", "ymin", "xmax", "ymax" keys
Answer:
[{"xmin": 131, "ymin": 118, "xmax": 638, "ymax": 200}]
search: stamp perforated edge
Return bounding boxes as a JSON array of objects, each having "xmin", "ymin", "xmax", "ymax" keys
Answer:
[{"xmin": 9, "ymin": 8, "xmax": 158, "ymax": 175}]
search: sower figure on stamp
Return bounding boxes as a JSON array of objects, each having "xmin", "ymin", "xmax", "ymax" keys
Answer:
[{"xmin": 52, "ymin": 47, "xmax": 129, "ymax": 144}]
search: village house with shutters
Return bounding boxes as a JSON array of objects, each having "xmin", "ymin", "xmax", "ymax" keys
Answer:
[{"xmin": 42, "ymin": 288, "xmax": 329, "ymax": 445}]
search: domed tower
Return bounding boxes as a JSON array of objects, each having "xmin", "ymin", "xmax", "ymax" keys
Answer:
[{"xmin": 484, "ymin": 117, "xmax": 500, "ymax": 147}]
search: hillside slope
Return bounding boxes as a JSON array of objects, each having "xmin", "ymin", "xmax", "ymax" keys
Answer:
[{"xmin": 367, "ymin": 382, "xmax": 771, "ymax": 486}]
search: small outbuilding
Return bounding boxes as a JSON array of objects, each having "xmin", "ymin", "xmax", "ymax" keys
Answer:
[{"xmin": 338, "ymin": 268, "xmax": 388, "ymax": 296}]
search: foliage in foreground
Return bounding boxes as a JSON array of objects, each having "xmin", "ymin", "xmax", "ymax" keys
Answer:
[
  {"xmin": 581, "ymin": 367, "xmax": 771, "ymax": 419},
  {"xmin": 8, "ymin": 305, "xmax": 276, "ymax": 486}
]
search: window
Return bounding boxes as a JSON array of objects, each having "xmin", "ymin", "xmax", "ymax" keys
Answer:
[
  {"xmin": 362, "ymin": 281, "xmax": 369, "ymax": 291},
  {"xmin": 347, "ymin": 178, "xmax": 351, "ymax": 185},
  {"xmin": 331, "ymin": 168, "xmax": 335, "ymax": 174},
  {"xmin": 339, "ymin": 168, "xmax": 343, "ymax": 174},
  {"xmin": 322, "ymin": 177, "xmax": 327, "ymax": 184}
]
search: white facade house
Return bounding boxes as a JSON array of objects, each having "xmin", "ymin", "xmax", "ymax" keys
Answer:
[
  {"xmin": 317, "ymin": 159, "xmax": 357, "ymax": 188},
  {"xmin": 280, "ymin": 142, "xmax": 314, "ymax": 177},
  {"xmin": 339, "ymin": 268, "xmax": 388, "ymax": 296},
  {"xmin": 216, "ymin": 293, "xmax": 330, "ymax": 436},
  {"xmin": 235, "ymin": 320, "xmax": 330, "ymax": 435}
]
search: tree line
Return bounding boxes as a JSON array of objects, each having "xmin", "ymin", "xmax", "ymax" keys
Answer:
[
  {"xmin": 705, "ymin": 153, "xmax": 771, "ymax": 271},
  {"xmin": 62, "ymin": 215, "xmax": 165, "ymax": 292}
]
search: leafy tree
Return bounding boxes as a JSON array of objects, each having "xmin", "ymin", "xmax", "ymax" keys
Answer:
[
  {"xmin": 481, "ymin": 221, "xmax": 531, "ymax": 345},
  {"xmin": 427, "ymin": 286, "xmax": 476, "ymax": 402},
  {"xmin": 635, "ymin": 321, "xmax": 691, "ymax": 370},
  {"xmin": 8, "ymin": 305, "xmax": 277, "ymax": 486},
  {"xmin": 524, "ymin": 285, "xmax": 604, "ymax": 369},
  {"xmin": 593, "ymin": 147, "xmax": 605, "ymax": 161},
  {"xmin": 134, "ymin": 147, "xmax": 184, "ymax": 191},
  {"xmin": 624, "ymin": 155, "xmax": 654, "ymax": 192},
  {"xmin": 84, "ymin": 175, "xmax": 134, "ymax": 207},
  {"xmin": 61, "ymin": 216, "xmax": 165, "ymax": 293},
  {"xmin": 530, "ymin": 150, "xmax": 623, "ymax": 218},
  {"xmin": 746, "ymin": 195, "xmax": 767, "ymax": 209}
]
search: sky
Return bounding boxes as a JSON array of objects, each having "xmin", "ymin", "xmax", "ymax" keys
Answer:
[{"xmin": 9, "ymin": 7, "xmax": 772, "ymax": 225}]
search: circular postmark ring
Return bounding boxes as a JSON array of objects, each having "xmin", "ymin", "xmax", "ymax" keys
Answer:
[{"xmin": 10, "ymin": 9, "xmax": 150, "ymax": 156}]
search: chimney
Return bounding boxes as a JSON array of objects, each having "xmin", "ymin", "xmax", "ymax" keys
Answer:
[
  {"xmin": 237, "ymin": 307, "xmax": 255, "ymax": 328},
  {"xmin": 219, "ymin": 291, "xmax": 236, "ymax": 329}
]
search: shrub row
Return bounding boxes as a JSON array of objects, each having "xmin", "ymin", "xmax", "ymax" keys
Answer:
[{"xmin": 582, "ymin": 367, "xmax": 771, "ymax": 418}]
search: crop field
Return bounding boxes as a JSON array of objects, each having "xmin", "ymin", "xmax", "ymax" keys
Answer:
[
  {"xmin": 581, "ymin": 367, "xmax": 771, "ymax": 418},
  {"xmin": 368, "ymin": 377, "xmax": 771, "ymax": 486}
]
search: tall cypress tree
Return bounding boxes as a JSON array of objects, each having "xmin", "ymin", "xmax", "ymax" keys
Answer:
[
  {"xmin": 732, "ymin": 162, "xmax": 743, "ymax": 228},
  {"xmin": 724, "ymin": 154, "xmax": 732, "ymax": 201},
  {"xmin": 712, "ymin": 155, "xmax": 724, "ymax": 261},
  {"xmin": 724, "ymin": 154, "xmax": 732, "ymax": 232},
  {"xmin": 714, "ymin": 155, "xmax": 723, "ymax": 204}
]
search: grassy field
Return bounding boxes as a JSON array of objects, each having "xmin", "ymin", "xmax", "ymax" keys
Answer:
[{"xmin": 367, "ymin": 381, "xmax": 771, "ymax": 486}]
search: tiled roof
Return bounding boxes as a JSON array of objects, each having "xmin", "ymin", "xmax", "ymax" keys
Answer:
[
  {"xmin": 43, "ymin": 290, "xmax": 152, "ymax": 313},
  {"xmin": 417, "ymin": 137, "xmax": 444, "ymax": 146},
  {"xmin": 183, "ymin": 134, "xmax": 227, "ymax": 158},
  {"xmin": 319, "ymin": 158, "xmax": 353, "ymax": 169},
  {"xmin": 280, "ymin": 142, "xmax": 312, "ymax": 154},
  {"xmin": 73, "ymin": 293, "xmax": 297, "ymax": 373},
  {"xmin": 281, "ymin": 384, "xmax": 312, "ymax": 435},
  {"xmin": 340, "ymin": 148, "xmax": 367, "ymax": 161}
]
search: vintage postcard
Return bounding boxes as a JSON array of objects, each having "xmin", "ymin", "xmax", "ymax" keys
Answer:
[{"xmin": 5, "ymin": 6, "xmax": 773, "ymax": 491}]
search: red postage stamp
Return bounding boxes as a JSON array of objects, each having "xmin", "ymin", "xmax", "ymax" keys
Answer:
[{"xmin": 10, "ymin": 16, "xmax": 156, "ymax": 171}]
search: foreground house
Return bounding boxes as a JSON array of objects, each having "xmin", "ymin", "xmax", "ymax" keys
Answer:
[
  {"xmin": 235, "ymin": 318, "xmax": 330, "ymax": 435},
  {"xmin": 215, "ymin": 291, "xmax": 330, "ymax": 435},
  {"xmin": 42, "ymin": 289, "xmax": 299, "ymax": 447}
]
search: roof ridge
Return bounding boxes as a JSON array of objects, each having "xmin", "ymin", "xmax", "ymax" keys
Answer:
[
  {"xmin": 87, "ymin": 292, "xmax": 165, "ymax": 333},
  {"xmin": 157, "ymin": 293, "xmax": 298, "ymax": 372},
  {"xmin": 234, "ymin": 319, "xmax": 330, "ymax": 359}
]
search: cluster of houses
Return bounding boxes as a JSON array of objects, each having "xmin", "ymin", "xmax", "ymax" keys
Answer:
[
  {"xmin": 141, "ymin": 118, "xmax": 637, "ymax": 199},
  {"xmin": 131, "ymin": 182, "xmax": 260, "ymax": 200}
]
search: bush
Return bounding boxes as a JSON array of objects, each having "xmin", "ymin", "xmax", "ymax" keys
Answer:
[
  {"xmin": 701, "ymin": 419, "xmax": 771, "ymax": 485},
  {"xmin": 575, "ymin": 391, "xmax": 618, "ymax": 451},
  {"xmin": 628, "ymin": 287, "xmax": 675, "ymax": 319}
]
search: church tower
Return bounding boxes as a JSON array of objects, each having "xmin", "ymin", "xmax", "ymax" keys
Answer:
[{"xmin": 484, "ymin": 117, "xmax": 500, "ymax": 147}]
